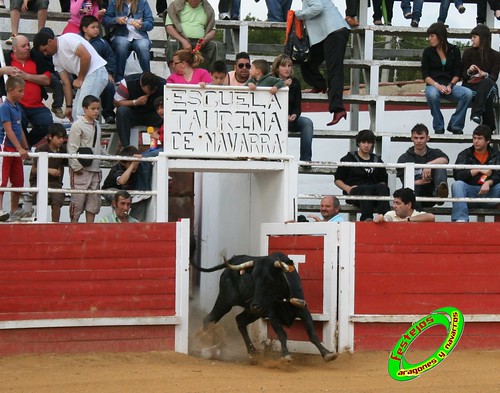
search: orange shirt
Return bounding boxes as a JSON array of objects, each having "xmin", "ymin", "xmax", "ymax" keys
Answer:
[{"xmin": 473, "ymin": 150, "xmax": 489, "ymax": 165}]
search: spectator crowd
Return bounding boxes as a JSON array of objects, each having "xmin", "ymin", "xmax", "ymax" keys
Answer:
[{"xmin": 0, "ymin": 0, "xmax": 499, "ymax": 224}]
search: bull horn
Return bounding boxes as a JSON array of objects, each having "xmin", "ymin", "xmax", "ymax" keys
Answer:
[
  {"xmin": 274, "ymin": 260, "xmax": 290, "ymax": 272},
  {"xmin": 226, "ymin": 260, "xmax": 254, "ymax": 270}
]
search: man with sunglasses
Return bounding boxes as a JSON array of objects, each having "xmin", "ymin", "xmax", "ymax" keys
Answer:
[{"xmin": 227, "ymin": 52, "xmax": 251, "ymax": 86}]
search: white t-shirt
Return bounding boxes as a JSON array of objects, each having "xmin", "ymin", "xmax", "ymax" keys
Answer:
[
  {"xmin": 53, "ymin": 33, "xmax": 107, "ymax": 75},
  {"xmin": 384, "ymin": 210, "xmax": 426, "ymax": 222}
]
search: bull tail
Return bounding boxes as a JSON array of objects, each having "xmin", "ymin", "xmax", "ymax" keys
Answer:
[{"xmin": 190, "ymin": 259, "xmax": 227, "ymax": 273}]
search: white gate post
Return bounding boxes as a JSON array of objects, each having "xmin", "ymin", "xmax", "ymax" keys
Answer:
[{"xmin": 175, "ymin": 218, "xmax": 191, "ymax": 354}]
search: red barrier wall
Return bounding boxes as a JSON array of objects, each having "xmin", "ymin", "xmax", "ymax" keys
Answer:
[
  {"xmin": 0, "ymin": 223, "xmax": 178, "ymax": 355},
  {"xmin": 354, "ymin": 223, "xmax": 500, "ymax": 350},
  {"xmin": 268, "ymin": 235, "xmax": 327, "ymax": 342}
]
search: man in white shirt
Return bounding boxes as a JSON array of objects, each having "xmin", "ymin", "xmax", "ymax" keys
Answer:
[
  {"xmin": 374, "ymin": 188, "xmax": 435, "ymax": 223},
  {"xmin": 33, "ymin": 31, "xmax": 108, "ymax": 121}
]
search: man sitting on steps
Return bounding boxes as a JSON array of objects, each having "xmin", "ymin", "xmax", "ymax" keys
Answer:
[
  {"xmin": 397, "ymin": 123, "xmax": 449, "ymax": 209},
  {"xmin": 451, "ymin": 125, "xmax": 500, "ymax": 222}
]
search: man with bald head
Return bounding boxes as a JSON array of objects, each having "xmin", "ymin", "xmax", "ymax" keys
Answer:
[
  {"xmin": 0, "ymin": 34, "xmax": 53, "ymax": 147},
  {"xmin": 310, "ymin": 195, "xmax": 344, "ymax": 222}
]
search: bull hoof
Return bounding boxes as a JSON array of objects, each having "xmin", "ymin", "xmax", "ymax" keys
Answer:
[
  {"xmin": 248, "ymin": 353, "xmax": 259, "ymax": 365},
  {"xmin": 323, "ymin": 352, "xmax": 338, "ymax": 362}
]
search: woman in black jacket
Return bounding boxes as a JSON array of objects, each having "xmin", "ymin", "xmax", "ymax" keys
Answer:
[
  {"xmin": 461, "ymin": 24, "xmax": 500, "ymax": 131},
  {"xmin": 421, "ymin": 22, "xmax": 473, "ymax": 135}
]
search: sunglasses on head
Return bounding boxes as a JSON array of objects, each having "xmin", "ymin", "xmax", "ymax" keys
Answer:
[{"xmin": 237, "ymin": 63, "xmax": 251, "ymax": 69}]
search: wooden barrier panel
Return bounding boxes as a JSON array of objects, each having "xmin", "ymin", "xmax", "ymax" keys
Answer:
[
  {"xmin": 261, "ymin": 223, "xmax": 338, "ymax": 354},
  {"xmin": 0, "ymin": 223, "xmax": 185, "ymax": 355},
  {"xmin": 353, "ymin": 223, "xmax": 500, "ymax": 350}
]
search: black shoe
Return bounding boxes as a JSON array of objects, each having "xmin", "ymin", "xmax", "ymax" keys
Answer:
[
  {"xmin": 435, "ymin": 129, "xmax": 445, "ymax": 134},
  {"xmin": 410, "ymin": 20, "xmax": 419, "ymax": 27},
  {"xmin": 436, "ymin": 181, "xmax": 449, "ymax": 199},
  {"xmin": 447, "ymin": 127, "xmax": 463, "ymax": 135},
  {"xmin": 105, "ymin": 116, "xmax": 116, "ymax": 124},
  {"xmin": 472, "ymin": 115, "xmax": 481, "ymax": 124},
  {"xmin": 458, "ymin": 5, "xmax": 466, "ymax": 13}
]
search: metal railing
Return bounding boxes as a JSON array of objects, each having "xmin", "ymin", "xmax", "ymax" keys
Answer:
[
  {"xmin": 297, "ymin": 160, "xmax": 500, "ymax": 206},
  {"xmin": 0, "ymin": 151, "xmax": 168, "ymax": 223}
]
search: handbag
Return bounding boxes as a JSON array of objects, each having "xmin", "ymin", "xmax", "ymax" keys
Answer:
[
  {"xmin": 284, "ymin": 10, "xmax": 310, "ymax": 64},
  {"xmin": 77, "ymin": 125, "xmax": 97, "ymax": 167}
]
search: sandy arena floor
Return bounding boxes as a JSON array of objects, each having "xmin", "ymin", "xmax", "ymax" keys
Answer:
[{"xmin": 1, "ymin": 349, "xmax": 499, "ymax": 393}]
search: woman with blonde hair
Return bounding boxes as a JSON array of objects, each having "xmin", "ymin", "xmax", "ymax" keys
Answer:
[
  {"xmin": 103, "ymin": 0, "xmax": 154, "ymax": 82},
  {"xmin": 167, "ymin": 49, "xmax": 213, "ymax": 85},
  {"xmin": 271, "ymin": 54, "xmax": 313, "ymax": 161}
]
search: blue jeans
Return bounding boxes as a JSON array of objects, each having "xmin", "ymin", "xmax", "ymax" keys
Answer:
[
  {"xmin": 112, "ymin": 36, "xmax": 151, "ymax": 82},
  {"xmin": 20, "ymin": 105, "xmax": 53, "ymax": 147},
  {"xmin": 47, "ymin": 72, "xmax": 64, "ymax": 109},
  {"xmin": 425, "ymin": 85, "xmax": 473, "ymax": 132},
  {"xmin": 451, "ymin": 181, "xmax": 500, "ymax": 221},
  {"xmin": 100, "ymin": 80, "xmax": 116, "ymax": 119},
  {"xmin": 265, "ymin": 0, "xmax": 292, "ymax": 21},
  {"xmin": 290, "ymin": 116, "xmax": 313, "ymax": 161},
  {"xmin": 73, "ymin": 66, "xmax": 108, "ymax": 120},
  {"xmin": 218, "ymin": 0, "xmax": 241, "ymax": 18},
  {"xmin": 438, "ymin": 0, "xmax": 464, "ymax": 22},
  {"xmin": 400, "ymin": 0, "xmax": 423, "ymax": 21},
  {"xmin": 135, "ymin": 147, "xmax": 163, "ymax": 191}
]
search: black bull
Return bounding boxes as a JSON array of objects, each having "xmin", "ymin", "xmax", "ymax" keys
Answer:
[{"xmin": 191, "ymin": 252, "xmax": 337, "ymax": 362}]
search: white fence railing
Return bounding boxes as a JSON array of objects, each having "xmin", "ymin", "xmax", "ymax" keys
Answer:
[
  {"xmin": 297, "ymin": 161, "xmax": 500, "ymax": 205},
  {"xmin": 1, "ymin": 151, "xmax": 499, "ymax": 223}
]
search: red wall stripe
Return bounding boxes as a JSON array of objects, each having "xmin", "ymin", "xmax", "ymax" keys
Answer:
[
  {"xmin": 354, "ymin": 223, "xmax": 500, "ymax": 350},
  {"xmin": 0, "ymin": 223, "xmax": 178, "ymax": 355}
]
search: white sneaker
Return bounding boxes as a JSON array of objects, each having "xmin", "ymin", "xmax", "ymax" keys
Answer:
[
  {"xmin": 9, "ymin": 208, "xmax": 33, "ymax": 222},
  {"xmin": 219, "ymin": 12, "xmax": 230, "ymax": 20},
  {"xmin": 0, "ymin": 210, "xmax": 9, "ymax": 222},
  {"xmin": 131, "ymin": 194, "xmax": 151, "ymax": 204}
]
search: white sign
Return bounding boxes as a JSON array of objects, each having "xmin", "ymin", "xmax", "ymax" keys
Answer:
[{"xmin": 164, "ymin": 85, "xmax": 288, "ymax": 158}]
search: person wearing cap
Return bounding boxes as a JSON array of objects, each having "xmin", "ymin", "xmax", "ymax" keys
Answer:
[{"xmin": 374, "ymin": 188, "xmax": 435, "ymax": 223}]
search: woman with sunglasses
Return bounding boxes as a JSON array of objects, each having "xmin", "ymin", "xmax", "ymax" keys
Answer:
[
  {"xmin": 167, "ymin": 49, "xmax": 213, "ymax": 85},
  {"xmin": 271, "ymin": 54, "xmax": 313, "ymax": 161},
  {"xmin": 227, "ymin": 52, "xmax": 251, "ymax": 86}
]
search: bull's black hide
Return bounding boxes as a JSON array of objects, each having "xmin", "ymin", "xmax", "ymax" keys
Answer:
[{"xmin": 191, "ymin": 252, "xmax": 337, "ymax": 362}]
